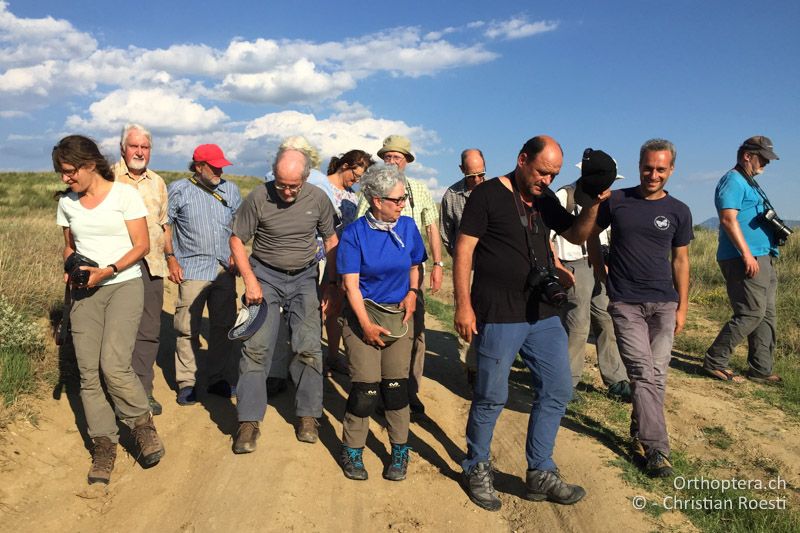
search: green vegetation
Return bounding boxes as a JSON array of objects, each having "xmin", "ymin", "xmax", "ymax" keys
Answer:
[{"xmin": 0, "ymin": 296, "xmax": 45, "ymax": 406}]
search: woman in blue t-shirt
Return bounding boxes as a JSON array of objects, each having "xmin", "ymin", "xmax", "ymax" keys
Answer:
[{"xmin": 336, "ymin": 164, "xmax": 427, "ymax": 482}]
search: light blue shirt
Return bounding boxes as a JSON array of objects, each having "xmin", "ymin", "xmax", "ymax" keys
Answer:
[
  {"xmin": 167, "ymin": 177, "xmax": 242, "ymax": 281},
  {"xmin": 714, "ymin": 169, "xmax": 776, "ymax": 260}
]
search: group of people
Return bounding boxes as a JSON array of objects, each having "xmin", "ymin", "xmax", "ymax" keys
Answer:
[{"xmin": 54, "ymin": 125, "xmax": 785, "ymax": 512}]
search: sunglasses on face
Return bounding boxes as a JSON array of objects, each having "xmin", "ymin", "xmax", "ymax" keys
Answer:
[
  {"xmin": 381, "ymin": 194, "xmax": 408, "ymax": 205},
  {"xmin": 464, "ymin": 171, "xmax": 486, "ymax": 180}
]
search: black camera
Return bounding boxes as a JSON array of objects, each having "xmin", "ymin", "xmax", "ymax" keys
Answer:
[
  {"xmin": 527, "ymin": 266, "xmax": 568, "ymax": 307},
  {"xmin": 64, "ymin": 252, "xmax": 99, "ymax": 287},
  {"xmin": 762, "ymin": 209, "xmax": 793, "ymax": 247}
]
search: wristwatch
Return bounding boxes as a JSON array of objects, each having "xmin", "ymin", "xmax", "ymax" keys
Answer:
[
  {"xmin": 165, "ymin": 253, "xmax": 175, "ymax": 259},
  {"xmin": 108, "ymin": 264, "xmax": 119, "ymax": 277},
  {"xmin": 433, "ymin": 261, "xmax": 445, "ymax": 267}
]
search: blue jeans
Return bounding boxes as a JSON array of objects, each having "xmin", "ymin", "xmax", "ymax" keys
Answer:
[
  {"xmin": 236, "ymin": 259, "xmax": 323, "ymax": 422},
  {"xmin": 462, "ymin": 316, "xmax": 572, "ymax": 473}
]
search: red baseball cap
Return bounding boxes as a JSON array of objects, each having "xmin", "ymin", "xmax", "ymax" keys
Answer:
[{"xmin": 193, "ymin": 144, "xmax": 232, "ymax": 168}]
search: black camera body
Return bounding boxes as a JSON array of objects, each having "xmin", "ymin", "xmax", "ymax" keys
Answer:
[
  {"xmin": 762, "ymin": 209, "xmax": 793, "ymax": 247},
  {"xmin": 64, "ymin": 252, "xmax": 99, "ymax": 287},
  {"xmin": 527, "ymin": 266, "xmax": 568, "ymax": 307}
]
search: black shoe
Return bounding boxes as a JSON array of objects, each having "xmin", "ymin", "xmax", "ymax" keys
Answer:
[
  {"xmin": 147, "ymin": 394, "xmax": 162, "ymax": 416},
  {"xmin": 383, "ymin": 443, "xmax": 411, "ymax": 481},
  {"xmin": 608, "ymin": 380, "xmax": 632, "ymax": 403},
  {"xmin": 176, "ymin": 386, "xmax": 197, "ymax": 406},
  {"xmin": 645, "ymin": 450, "xmax": 673, "ymax": 478},
  {"xmin": 207, "ymin": 380, "xmax": 236, "ymax": 398},
  {"xmin": 266, "ymin": 377, "xmax": 287, "ymax": 396},
  {"xmin": 462, "ymin": 461, "xmax": 501, "ymax": 511},
  {"xmin": 340, "ymin": 445, "xmax": 368, "ymax": 480},
  {"xmin": 525, "ymin": 469, "xmax": 586, "ymax": 505}
]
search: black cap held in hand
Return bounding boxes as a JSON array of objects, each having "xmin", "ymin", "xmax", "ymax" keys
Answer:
[{"xmin": 578, "ymin": 148, "xmax": 617, "ymax": 197}]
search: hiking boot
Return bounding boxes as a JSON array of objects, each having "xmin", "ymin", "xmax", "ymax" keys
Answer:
[
  {"xmin": 645, "ymin": 450, "xmax": 673, "ymax": 478},
  {"xmin": 383, "ymin": 443, "xmax": 411, "ymax": 481},
  {"xmin": 207, "ymin": 380, "xmax": 236, "ymax": 398},
  {"xmin": 233, "ymin": 421, "xmax": 260, "ymax": 454},
  {"xmin": 340, "ymin": 445, "xmax": 368, "ymax": 480},
  {"xmin": 630, "ymin": 438, "xmax": 647, "ymax": 469},
  {"xmin": 131, "ymin": 413, "xmax": 165, "ymax": 467},
  {"xmin": 462, "ymin": 461, "xmax": 501, "ymax": 511},
  {"xmin": 266, "ymin": 377, "xmax": 287, "ymax": 396},
  {"xmin": 147, "ymin": 394, "xmax": 162, "ymax": 416},
  {"xmin": 176, "ymin": 386, "xmax": 197, "ymax": 406},
  {"xmin": 295, "ymin": 416, "xmax": 319, "ymax": 443},
  {"xmin": 526, "ymin": 469, "xmax": 586, "ymax": 505},
  {"xmin": 607, "ymin": 380, "xmax": 632, "ymax": 403},
  {"xmin": 87, "ymin": 436, "xmax": 117, "ymax": 485}
]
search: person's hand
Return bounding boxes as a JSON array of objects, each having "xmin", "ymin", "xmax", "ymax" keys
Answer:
[
  {"xmin": 742, "ymin": 253, "xmax": 759, "ymax": 278},
  {"xmin": 320, "ymin": 283, "xmax": 336, "ymax": 315},
  {"xmin": 555, "ymin": 265, "xmax": 575, "ymax": 289},
  {"xmin": 63, "ymin": 272, "xmax": 69, "ymax": 285},
  {"xmin": 674, "ymin": 306, "xmax": 687, "ymax": 335},
  {"xmin": 455, "ymin": 304, "xmax": 478, "ymax": 343},
  {"xmin": 594, "ymin": 188, "xmax": 612, "ymax": 204},
  {"xmin": 361, "ymin": 321, "xmax": 389, "ymax": 347},
  {"xmin": 400, "ymin": 290, "xmax": 417, "ymax": 324},
  {"xmin": 82, "ymin": 266, "xmax": 112, "ymax": 288},
  {"xmin": 243, "ymin": 279, "xmax": 263, "ymax": 305},
  {"xmin": 430, "ymin": 265, "xmax": 443, "ymax": 293},
  {"xmin": 167, "ymin": 256, "xmax": 183, "ymax": 284}
]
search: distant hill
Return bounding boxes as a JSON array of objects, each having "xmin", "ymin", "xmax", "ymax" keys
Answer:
[{"xmin": 697, "ymin": 216, "xmax": 800, "ymax": 230}]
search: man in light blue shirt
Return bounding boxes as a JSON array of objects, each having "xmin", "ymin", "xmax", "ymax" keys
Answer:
[
  {"xmin": 705, "ymin": 136, "xmax": 782, "ymax": 385},
  {"xmin": 167, "ymin": 144, "xmax": 242, "ymax": 405}
]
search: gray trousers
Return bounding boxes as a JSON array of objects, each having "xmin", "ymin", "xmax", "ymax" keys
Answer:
[
  {"xmin": 561, "ymin": 258, "xmax": 628, "ymax": 387},
  {"xmin": 705, "ymin": 255, "xmax": 777, "ymax": 377},
  {"xmin": 409, "ymin": 291, "xmax": 426, "ymax": 398},
  {"xmin": 608, "ymin": 300, "xmax": 677, "ymax": 457},
  {"xmin": 236, "ymin": 259, "xmax": 323, "ymax": 422},
  {"xmin": 174, "ymin": 271, "xmax": 237, "ymax": 388},
  {"xmin": 71, "ymin": 278, "xmax": 149, "ymax": 442},
  {"xmin": 132, "ymin": 261, "xmax": 163, "ymax": 394}
]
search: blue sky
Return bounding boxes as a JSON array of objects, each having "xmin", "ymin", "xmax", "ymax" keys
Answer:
[{"xmin": 1, "ymin": 0, "xmax": 798, "ymax": 222}]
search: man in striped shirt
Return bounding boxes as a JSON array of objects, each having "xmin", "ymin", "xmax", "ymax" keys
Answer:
[{"xmin": 167, "ymin": 144, "xmax": 242, "ymax": 406}]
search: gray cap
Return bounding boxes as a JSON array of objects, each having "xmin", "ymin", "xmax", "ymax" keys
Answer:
[{"xmin": 740, "ymin": 136, "xmax": 779, "ymax": 160}]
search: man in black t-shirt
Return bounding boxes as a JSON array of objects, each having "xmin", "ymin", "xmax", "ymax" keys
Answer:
[
  {"xmin": 454, "ymin": 136, "xmax": 611, "ymax": 511},
  {"xmin": 592, "ymin": 138, "xmax": 693, "ymax": 479}
]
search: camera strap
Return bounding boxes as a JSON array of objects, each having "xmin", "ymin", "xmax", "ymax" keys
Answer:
[
  {"xmin": 510, "ymin": 175, "xmax": 556, "ymax": 270},
  {"xmin": 189, "ymin": 176, "xmax": 229, "ymax": 207},
  {"xmin": 736, "ymin": 166, "xmax": 776, "ymax": 212}
]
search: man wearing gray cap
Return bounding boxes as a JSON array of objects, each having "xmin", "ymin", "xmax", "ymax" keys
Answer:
[
  {"xmin": 358, "ymin": 134, "xmax": 444, "ymax": 415},
  {"xmin": 704, "ymin": 136, "xmax": 783, "ymax": 385}
]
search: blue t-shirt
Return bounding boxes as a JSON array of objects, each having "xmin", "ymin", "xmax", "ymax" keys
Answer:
[
  {"xmin": 597, "ymin": 187, "xmax": 693, "ymax": 303},
  {"xmin": 714, "ymin": 169, "xmax": 776, "ymax": 260},
  {"xmin": 337, "ymin": 216, "xmax": 428, "ymax": 304}
]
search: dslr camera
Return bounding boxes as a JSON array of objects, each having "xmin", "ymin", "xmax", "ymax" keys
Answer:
[
  {"xmin": 527, "ymin": 266, "xmax": 568, "ymax": 307},
  {"xmin": 64, "ymin": 252, "xmax": 99, "ymax": 287},
  {"xmin": 762, "ymin": 209, "xmax": 793, "ymax": 247}
]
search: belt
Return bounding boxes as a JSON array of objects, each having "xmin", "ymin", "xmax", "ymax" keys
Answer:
[{"xmin": 256, "ymin": 257, "xmax": 317, "ymax": 276}]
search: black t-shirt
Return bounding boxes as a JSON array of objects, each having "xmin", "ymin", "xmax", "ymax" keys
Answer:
[
  {"xmin": 459, "ymin": 176, "xmax": 573, "ymax": 323},
  {"xmin": 596, "ymin": 187, "xmax": 693, "ymax": 303}
]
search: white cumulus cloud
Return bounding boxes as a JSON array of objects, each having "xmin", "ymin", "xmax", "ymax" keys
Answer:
[{"xmin": 485, "ymin": 16, "xmax": 559, "ymax": 40}]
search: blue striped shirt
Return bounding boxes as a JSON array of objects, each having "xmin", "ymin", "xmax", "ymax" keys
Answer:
[{"xmin": 167, "ymin": 177, "xmax": 242, "ymax": 281}]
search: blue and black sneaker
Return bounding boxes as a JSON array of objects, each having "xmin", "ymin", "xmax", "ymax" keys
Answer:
[
  {"xmin": 340, "ymin": 445, "xmax": 368, "ymax": 481},
  {"xmin": 383, "ymin": 443, "xmax": 411, "ymax": 481}
]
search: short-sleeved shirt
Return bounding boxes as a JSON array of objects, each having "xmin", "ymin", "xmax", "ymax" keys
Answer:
[
  {"xmin": 306, "ymin": 171, "xmax": 359, "ymax": 232},
  {"xmin": 439, "ymin": 177, "xmax": 472, "ymax": 256},
  {"xmin": 337, "ymin": 216, "xmax": 427, "ymax": 304},
  {"xmin": 112, "ymin": 159, "xmax": 169, "ymax": 277},
  {"xmin": 714, "ymin": 168, "xmax": 777, "ymax": 260},
  {"xmin": 357, "ymin": 176, "xmax": 438, "ymax": 232},
  {"xmin": 56, "ymin": 181, "xmax": 147, "ymax": 286},
  {"xmin": 459, "ymin": 176, "xmax": 574, "ymax": 324},
  {"xmin": 167, "ymin": 177, "xmax": 242, "ymax": 281},
  {"xmin": 232, "ymin": 181, "xmax": 336, "ymax": 271},
  {"xmin": 597, "ymin": 187, "xmax": 693, "ymax": 303}
]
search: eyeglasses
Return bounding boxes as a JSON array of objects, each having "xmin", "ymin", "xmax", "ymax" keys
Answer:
[
  {"xmin": 383, "ymin": 154, "xmax": 406, "ymax": 164},
  {"xmin": 381, "ymin": 194, "xmax": 408, "ymax": 205},
  {"xmin": 275, "ymin": 183, "xmax": 302, "ymax": 192},
  {"xmin": 464, "ymin": 171, "xmax": 486, "ymax": 180},
  {"xmin": 60, "ymin": 166, "xmax": 80, "ymax": 178}
]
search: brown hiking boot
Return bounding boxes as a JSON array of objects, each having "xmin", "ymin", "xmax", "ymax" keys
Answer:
[
  {"xmin": 295, "ymin": 416, "xmax": 319, "ymax": 443},
  {"xmin": 233, "ymin": 421, "xmax": 260, "ymax": 454},
  {"xmin": 88, "ymin": 436, "xmax": 117, "ymax": 485},
  {"xmin": 131, "ymin": 413, "xmax": 165, "ymax": 466}
]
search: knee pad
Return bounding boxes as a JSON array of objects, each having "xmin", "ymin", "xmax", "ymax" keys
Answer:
[
  {"xmin": 346, "ymin": 382, "xmax": 380, "ymax": 417},
  {"xmin": 380, "ymin": 378, "xmax": 409, "ymax": 411}
]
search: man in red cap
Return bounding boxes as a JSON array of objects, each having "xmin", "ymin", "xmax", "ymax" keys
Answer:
[{"xmin": 166, "ymin": 144, "xmax": 242, "ymax": 406}]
